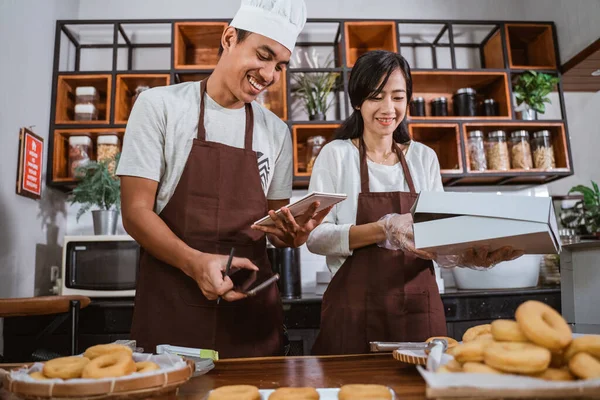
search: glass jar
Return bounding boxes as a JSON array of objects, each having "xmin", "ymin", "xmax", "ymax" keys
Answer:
[
  {"xmin": 68, "ymin": 136, "xmax": 93, "ymax": 178},
  {"xmin": 75, "ymin": 86, "xmax": 98, "ymax": 106},
  {"xmin": 255, "ymin": 90, "xmax": 272, "ymax": 110},
  {"xmin": 430, "ymin": 97, "xmax": 448, "ymax": 117},
  {"xmin": 483, "ymin": 98, "xmax": 498, "ymax": 116},
  {"xmin": 531, "ymin": 130, "xmax": 556, "ymax": 169},
  {"xmin": 306, "ymin": 136, "xmax": 326, "ymax": 173},
  {"xmin": 410, "ymin": 97, "xmax": 425, "ymax": 116},
  {"xmin": 453, "ymin": 87, "xmax": 477, "ymax": 116},
  {"xmin": 131, "ymin": 85, "xmax": 150, "ymax": 109},
  {"xmin": 485, "ymin": 130, "xmax": 510, "ymax": 170},
  {"xmin": 509, "ymin": 130, "xmax": 533, "ymax": 170},
  {"xmin": 74, "ymin": 104, "xmax": 98, "ymax": 121},
  {"xmin": 97, "ymin": 135, "xmax": 121, "ymax": 175},
  {"xmin": 467, "ymin": 130, "xmax": 487, "ymax": 171}
]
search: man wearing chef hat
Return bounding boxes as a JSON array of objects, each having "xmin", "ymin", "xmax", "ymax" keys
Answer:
[{"xmin": 117, "ymin": 0, "xmax": 328, "ymax": 358}]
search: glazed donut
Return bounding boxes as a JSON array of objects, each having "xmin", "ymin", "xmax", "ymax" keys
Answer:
[
  {"xmin": 81, "ymin": 353, "xmax": 136, "ymax": 379},
  {"xmin": 531, "ymin": 367, "xmax": 575, "ymax": 381},
  {"xmin": 43, "ymin": 356, "xmax": 90, "ymax": 379},
  {"xmin": 452, "ymin": 339, "xmax": 493, "ymax": 363},
  {"xmin": 462, "ymin": 324, "xmax": 492, "ymax": 343},
  {"xmin": 473, "ymin": 333, "xmax": 494, "ymax": 342},
  {"xmin": 436, "ymin": 365, "xmax": 452, "ymax": 374},
  {"xmin": 444, "ymin": 359, "xmax": 463, "ymax": 372},
  {"xmin": 135, "ymin": 361, "xmax": 160, "ymax": 373},
  {"xmin": 491, "ymin": 320, "xmax": 528, "ymax": 342},
  {"xmin": 564, "ymin": 335, "xmax": 600, "ymax": 361},
  {"xmin": 208, "ymin": 385, "xmax": 261, "ymax": 400},
  {"xmin": 568, "ymin": 352, "xmax": 600, "ymax": 380},
  {"xmin": 268, "ymin": 387, "xmax": 319, "ymax": 399},
  {"xmin": 425, "ymin": 336, "xmax": 458, "ymax": 354},
  {"xmin": 462, "ymin": 362, "xmax": 502, "ymax": 374},
  {"xmin": 484, "ymin": 342, "xmax": 550, "ymax": 374},
  {"xmin": 338, "ymin": 384, "xmax": 392, "ymax": 400},
  {"xmin": 83, "ymin": 344, "xmax": 133, "ymax": 360},
  {"xmin": 29, "ymin": 371, "xmax": 48, "ymax": 380},
  {"xmin": 515, "ymin": 300, "xmax": 572, "ymax": 351}
]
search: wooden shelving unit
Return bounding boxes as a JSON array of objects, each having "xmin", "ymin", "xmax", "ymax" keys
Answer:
[{"xmin": 47, "ymin": 19, "xmax": 572, "ymax": 190}]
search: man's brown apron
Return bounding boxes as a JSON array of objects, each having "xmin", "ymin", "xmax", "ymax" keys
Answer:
[
  {"xmin": 312, "ymin": 138, "xmax": 447, "ymax": 355},
  {"xmin": 130, "ymin": 79, "xmax": 284, "ymax": 358}
]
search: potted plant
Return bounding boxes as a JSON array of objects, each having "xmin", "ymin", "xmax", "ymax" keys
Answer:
[
  {"xmin": 70, "ymin": 155, "xmax": 121, "ymax": 235},
  {"xmin": 568, "ymin": 180, "xmax": 600, "ymax": 237},
  {"xmin": 513, "ymin": 70, "xmax": 560, "ymax": 120},
  {"xmin": 292, "ymin": 50, "xmax": 340, "ymax": 121}
]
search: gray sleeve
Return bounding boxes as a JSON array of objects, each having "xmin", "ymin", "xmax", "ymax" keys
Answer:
[
  {"xmin": 266, "ymin": 123, "xmax": 293, "ymax": 200},
  {"xmin": 116, "ymin": 90, "xmax": 166, "ymax": 182}
]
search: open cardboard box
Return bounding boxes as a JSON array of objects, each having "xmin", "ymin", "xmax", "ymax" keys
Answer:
[{"xmin": 411, "ymin": 192, "xmax": 561, "ymax": 255}]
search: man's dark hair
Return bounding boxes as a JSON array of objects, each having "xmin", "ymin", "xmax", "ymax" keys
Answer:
[{"xmin": 218, "ymin": 28, "xmax": 251, "ymax": 57}]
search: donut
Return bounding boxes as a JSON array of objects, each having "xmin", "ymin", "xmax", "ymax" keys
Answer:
[
  {"xmin": 268, "ymin": 387, "xmax": 319, "ymax": 399},
  {"xmin": 425, "ymin": 336, "xmax": 458, "ymax": 354},
  {"xmin": 530, "ymin": 367, "xmax": 575, "ymax": 381},
  {"xmin": 81, "ymin": 353, "xmax": 136, "ymax": 379},
  {"xmin": 462, "ymin": 324, "xmax": 492, "ymax": 342},
  {"xmin": 491, "ymin": 320, "xmax": 528, "ymax": 342},
  {"xmin": 462, "ymin": 362, "xmax": 502, "ymax": 374},
  {"xmin": 43, "ymin": 356, "xmax": 90, "ymax": 379},
  {"xmin": 83, "ymin": 344, "xmax": 133, "ymax": 360},
  {"xmin": 564, "ymin": 335, "xmax": 600, "ymax": 361},
  {"xmin": 452, "ymin": 339, "xmax": 493, "ymax": 363},
  {"xmin": 135, "ymin": 361, "xmax": 160, "ymax": 373},
  {"xmin": 29, "ymin": 371, "xmax": 48, "ymax": 380},
  {"xmin": 338, "ymin": 384, "xmax": 392, "ymax": 400},
  {"xmin": 473, "ymin": 333, "xmax": 494, "ymax": 342},
  {"xmin": 208, "ymin": 385, "xmax": 261, "ymax": 400},
  {"xmin": 444, "ymin": 359, "xmax": 463, "ymax": 372},
  {"xmin": 436, "ymin": 365, "xmax": 453, "ymax": 374},
  {"xmin": 484, "ymin": 342, "xmax": 551, "ymax": 374},
  {"xmin": 568, "ymin": 352, "xmax": 600, "ymax": 380},
  {"xmin": 515, "ymin": 300, "xmax": 572, "ymax": 351}
]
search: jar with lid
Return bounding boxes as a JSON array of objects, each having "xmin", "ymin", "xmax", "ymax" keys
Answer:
[
  {"xmin": 485, "ymin": 130, "xmax": 510, "ymax": 170},
  {"xmin": 483, "ymin": 98, "xmax": 498, "ymax": 116},
  {"xmin": 68, "ymin": 136, "xmax": 93, "ymax": 178},
  {"xmin": 453, "ymin": 87, "xmax": 477, "ymax": 116},
  {"xmin": 430, "ymin": 97, "xmax": 448, "ymax": 116},
  {"xmin": 467, "ymin": 130, "xmax": 487, "ymax": 171},
  {"xmin": 509, "ymin": 130, "xmax": 533, "ymax": 170},
  {"xmin": 74, "ymin": 104, "xmax": 98, "ymax": 121},
  {"xmin": 75, "ymin": 86, "xmax": 98, "ymax": 106},
  {"xmin": 410, "ymin": 97, "xmax": 425, "ymax": 116},
  {"xmin": 531, "ymin": 130, "xmax": 556, "ymax": 169},
  {"xmin": 131, "ymin": 85, "xmax": 150, "ymax": 109},
  {"xmin": 306, "ymin": 136, "xmax": 326, "ymax": 173},
  {"xmin": 97, "ymin": 135, "xmax": 121, "ymax": 175}
]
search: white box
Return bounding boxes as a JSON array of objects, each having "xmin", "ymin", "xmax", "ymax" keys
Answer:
[{"xmin": 411, "ymin": 192, "xmax": 561, "ymax": 255}]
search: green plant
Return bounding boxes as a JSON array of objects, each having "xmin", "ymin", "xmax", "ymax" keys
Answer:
[
  {"xmin": 70, "ymin": 155, "xmax": 121, "ymax": 222},
  {"xmin": 513, "ymin": 71, "xmax": 560, "ymax": 114},
  {"xmin": 568, "ymin": 180, "xmax": 600, "ymax": 234},
  {"xmin": 292, "ymin": 50, "xmax": 340, "ymax": 117}
]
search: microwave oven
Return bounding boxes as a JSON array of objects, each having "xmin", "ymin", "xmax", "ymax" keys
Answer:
[{"xmin": 56, "ymin": 235, "xmax": 140, "ymax": 297}]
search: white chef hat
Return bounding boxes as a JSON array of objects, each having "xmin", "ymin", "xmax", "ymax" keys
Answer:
[{"xmin": 230, "ymin": 0, "xmax": 307, "ymax": 53}]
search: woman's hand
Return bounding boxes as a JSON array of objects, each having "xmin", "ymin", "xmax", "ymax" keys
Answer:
[
  {"xmin": 435, "ymin": 246, "xmax": 525, "ymax": 269},
  {"xmin": 377, "ymin": 213, "xmax": 436, "ymax": 260}
]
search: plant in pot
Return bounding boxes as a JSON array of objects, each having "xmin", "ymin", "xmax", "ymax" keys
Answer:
[
  {"xmin": 513, "ymin": 70, "xmax": 560, "ymax": 120},
  {"xmin": 568, "ymin": 181, "xmax": 600, "ymax": 238},
  {"xmin": 70, "ymin": 154, "xmax": 121, "ymax": 235},
  {"xmin": 292, "ymin": 50, "xmax": 340, "ymax": 121}
]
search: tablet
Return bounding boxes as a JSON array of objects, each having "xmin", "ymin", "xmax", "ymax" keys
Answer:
[{"xmin": 253, "ymin": 191, "xmax": 347, "ymax": 227}]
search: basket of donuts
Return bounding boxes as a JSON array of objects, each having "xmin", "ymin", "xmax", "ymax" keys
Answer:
[
  {"xmin": 205, "ymin": 384, "xmax": 396, "ymax": 399},
  {"xmin": 2, "ymin": 343, "xmax": 195, "ymax": 399},
  {"xmin": 418, "ymin": 300, "xmax": 600, "ymax": 398}
]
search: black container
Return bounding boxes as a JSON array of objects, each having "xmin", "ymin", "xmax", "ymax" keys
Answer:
[
  {"xmin": 410, "ymin": 97, "xmax": 426, "ymax": 116},
  {"xmin": 430, "ymin": 97, "xmax": 448, "ymax": 117},
  {"xmin": 483, "ymin": 98, "xmax": 499, "ymax": 116},
  {"xmin": 453, "ymin": 87, "xmax": 477, "ymax": 116},
  {"xmin": 267, "ymin": 246, "xmax": 301, "ymax": 299}
]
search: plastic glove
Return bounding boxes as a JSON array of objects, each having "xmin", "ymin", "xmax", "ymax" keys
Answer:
[
  {"xmin": 434, "ymin": 246, "xmax": 525, "ymax": 270},
  {"xmin": 377, "ymin": 213, "xmax": 436, "ymax": 260}
]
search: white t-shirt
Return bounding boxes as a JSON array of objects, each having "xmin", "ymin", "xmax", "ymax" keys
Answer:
[
  {"xmin": 306, "ymin": 139, "xmax": 444, "ymax": 275},
  {"xmin": 116, "ymin": 81, "xmax": 293, "ymax": 214}
]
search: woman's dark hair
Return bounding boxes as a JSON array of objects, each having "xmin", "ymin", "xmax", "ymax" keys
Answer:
[
  {"xmin": 335, "ymin": 50, "xmax": 412, "ymax": 144},
  {"xmin": 218, "ymin": 28, "xmax": 251, "ymax": 56}
]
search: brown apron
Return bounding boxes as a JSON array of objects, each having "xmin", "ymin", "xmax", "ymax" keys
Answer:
[
  {"xmin": 130, "ymin": 79, "xmax": 284, "ymax": 358},
  {"xmin": 312, "ymin": 138, "xmax": 447, "ymax": 355}
]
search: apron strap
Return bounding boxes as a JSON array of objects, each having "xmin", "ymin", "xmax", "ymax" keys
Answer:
[
  {"xmin": 359, "ymin": 137, "xmax": 416, "ymax": 194},
  {"xmin": 198, "ymin": 79, "xmax": 255, "ymax": 151}
]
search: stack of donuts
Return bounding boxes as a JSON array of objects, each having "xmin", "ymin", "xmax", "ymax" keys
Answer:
[
  {"xmin": 438, "ymin": 300, "xmax": 600, "ymax": 381},
  {"xmin": 28, "ymin": 344, "xmax": 160, "ymax": 380},
  {"xmin": 207, "ymin": 383, "xmax": 393, "ymax": 399}
]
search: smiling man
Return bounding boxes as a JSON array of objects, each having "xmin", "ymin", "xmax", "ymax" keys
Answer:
[{"xmin": 115, "ymin": 0, "xmax": 328, "ymax": 358}]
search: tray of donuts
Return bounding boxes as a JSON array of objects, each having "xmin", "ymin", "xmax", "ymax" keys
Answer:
[
  {"xmin": 418, "ymin": 300, "xmax": 600, "ymax": 398},
  {"xmin": 205, "ymin": 384, "xmax": 396, "ymax": 399},
  {"xmin": 2, "ymin": 343, "xmax": 195, "ymax": 399}
]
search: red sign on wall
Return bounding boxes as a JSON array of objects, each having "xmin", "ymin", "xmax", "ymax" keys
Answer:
[{"xmin": 16, "ymin": 127, "xmax": 44, "ymax": 199}]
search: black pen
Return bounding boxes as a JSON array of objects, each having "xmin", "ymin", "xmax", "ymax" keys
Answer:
[{"xmin": 217, "ymin": 247, "xmax": 235, "ymax": 305}]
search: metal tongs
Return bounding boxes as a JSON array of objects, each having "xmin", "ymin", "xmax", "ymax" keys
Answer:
[{"xmin": 369, "ymin": 338, "xmax": 448, "ymax": 353}]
